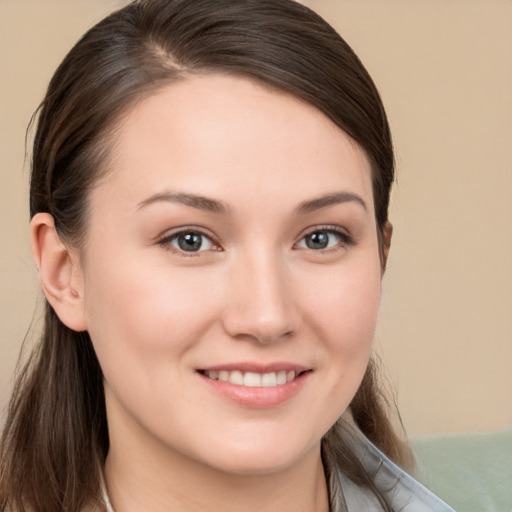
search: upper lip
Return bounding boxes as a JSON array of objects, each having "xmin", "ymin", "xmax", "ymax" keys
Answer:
[{"xmin": 197, "ymin": 362, "xmax": 310, "ymax": 374}]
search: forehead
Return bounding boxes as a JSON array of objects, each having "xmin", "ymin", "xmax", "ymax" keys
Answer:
[{"xmin": 93, "ymin": 74, "xmax": 374, "ymax": 214}]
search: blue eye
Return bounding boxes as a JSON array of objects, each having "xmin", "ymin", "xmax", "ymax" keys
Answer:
[
  {"xmin": 296, "ymin": 229, "xmax": 348, "ymax": 250},
  {"xmin": 163, "ymin": 231, "xmax": 216, "ymax": 253}
]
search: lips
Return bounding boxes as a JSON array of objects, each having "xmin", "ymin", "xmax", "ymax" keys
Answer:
[{"xmin": 197, "ymin": 364, "xmax": 311, "ymax": 408}]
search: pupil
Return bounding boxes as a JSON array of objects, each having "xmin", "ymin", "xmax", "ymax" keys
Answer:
[
  {"xmin": 178, "ymin": 233, "xmax": 202, "ymax": 251},
  {"xmin": 307, "ymin": 232, "xmax": 328, "ymax": 249}
]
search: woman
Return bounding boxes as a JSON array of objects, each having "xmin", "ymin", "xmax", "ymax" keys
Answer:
[{"xmin": 0, "ymin": 1, "xmax": 454, "ymax": 511}]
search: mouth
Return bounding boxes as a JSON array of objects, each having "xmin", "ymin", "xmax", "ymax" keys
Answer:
[
  {"xmin": 197, "ymin": 364, "xmax": 312, "ymax": 407},
  {"xmin": 198, "ymin": 369, "xmax": 308, "ymax": 388}
]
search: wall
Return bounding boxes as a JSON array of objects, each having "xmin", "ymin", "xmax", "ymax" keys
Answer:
[
  {"xmin": 302, "ymin": 0, "xmax": 512, "ymax": 434},
  {"xmin": 1, "ymin": 0, "xmax": 511, "ymax": 435}
]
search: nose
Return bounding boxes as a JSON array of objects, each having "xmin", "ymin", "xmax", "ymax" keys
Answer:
[{"xmin": 222, "ymin": 248, "xmax": 297, "ymax": 344}]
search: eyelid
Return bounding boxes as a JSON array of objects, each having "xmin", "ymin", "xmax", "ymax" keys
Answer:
[
  {"xmin": 156, "ymin": 226, "xmax": 222, "ymax": 254},
  {"xmin": 294, "ymin": 225, "xmax": 354, "ymax": 249}
]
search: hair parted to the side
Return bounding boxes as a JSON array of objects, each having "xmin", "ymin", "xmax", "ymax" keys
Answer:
[{"xmin": 0, "ymin": 1, "xmax": 411, "ymax": 510}]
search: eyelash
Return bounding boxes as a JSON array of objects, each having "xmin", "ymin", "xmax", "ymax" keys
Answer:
[
  {"xmin": 295, "ymin": 225, "xmax": 354, "ymax": 253},
  {"xmin": 157, "ymin": 225, "xmax": 354, "ymax": 256},
  {"xmin": 157, "ymin": 228, "xmax": 221, "ymax": 257}
]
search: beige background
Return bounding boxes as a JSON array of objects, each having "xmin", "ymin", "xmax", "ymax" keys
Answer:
[{"xmin": 1, "ymin": 0, "xmax": 511, "ymax": 436}]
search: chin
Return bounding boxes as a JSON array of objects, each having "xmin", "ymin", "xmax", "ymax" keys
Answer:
[{"xmin": 195, "ymin": 435, "xmax": 320, "ymax": 476}]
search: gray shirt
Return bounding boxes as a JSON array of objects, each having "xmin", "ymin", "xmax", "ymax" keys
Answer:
[{"xmin": 329, "ymin": 429, "xmax": 456, "ymax": 511}]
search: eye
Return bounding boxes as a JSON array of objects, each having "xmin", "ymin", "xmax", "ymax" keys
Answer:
[
  {"xmin": 296, "ymin": 228, "xmax": 351, "ymax": 251},
  {"xmin": 160, "ymin": 230, "xmax": 218, "ymax": 253}
]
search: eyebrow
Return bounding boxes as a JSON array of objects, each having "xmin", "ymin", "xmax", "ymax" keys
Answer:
[
  {"xmin": 136, "ymin": 190, "xmax": 367, "ymax": 216},
  {"xmin": 136, "ymin": 192, "xmax": 229, "ymax": 215},
  {"xmin": 296, "ymin": 191, "xmax": 367, "ymax": 215}
]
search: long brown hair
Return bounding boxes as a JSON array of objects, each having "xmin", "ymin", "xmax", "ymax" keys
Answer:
[{"xmin": 0, "ymin": 1, "xmax": 411, "ymax": 510}]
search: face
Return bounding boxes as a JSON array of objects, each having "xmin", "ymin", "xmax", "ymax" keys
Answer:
[{"xmin": 78, "ymin": 74, "xmax": 383, "ymax": 475}]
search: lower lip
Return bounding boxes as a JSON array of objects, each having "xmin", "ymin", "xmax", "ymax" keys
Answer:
[{"xmin": 198, "ymin": 371, "xmax": 310, "ymax": 408}]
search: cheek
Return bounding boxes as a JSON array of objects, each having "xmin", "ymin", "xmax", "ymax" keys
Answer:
[
  {"xmin": 304, "ymin": 259, "xmax": 382, "ymax": 355},
  {"xmin": 285, "ymin": 257, "xmax": 382, "ymax": 439},
  {"xmin": 82, "ymin": 251, "xmax": 221, "ymax": 368}
]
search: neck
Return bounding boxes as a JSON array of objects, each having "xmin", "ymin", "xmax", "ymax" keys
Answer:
[{"xmin": 103, "ymin": 427, "xmax": 329, "ymax": 512}]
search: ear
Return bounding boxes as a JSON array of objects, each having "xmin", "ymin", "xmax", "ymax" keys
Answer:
[
  {"xmin": 30, "ymin": 213, "xmax": 87, "ymax": 332},
  {"xmin": 380, "ymin": 221, "xmax": 393, "ymax": 273}
]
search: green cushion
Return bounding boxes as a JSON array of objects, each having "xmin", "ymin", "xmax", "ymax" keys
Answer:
[{"xmin": 412, "ymin": 429, "xmax": 512, "ymax": 512}]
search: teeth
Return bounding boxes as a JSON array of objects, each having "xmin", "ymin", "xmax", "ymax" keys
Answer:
[
  {"xmin": 204, "ymin": 370, "xmax": 298, "ymax": 387},
  {"xmin": 261, "ymin": 372, "xmax": 277, "ymax": 387},
  {"xmin": 244, "ymin": 372, "xmax": 261, "ymax": 387},
  {"xmin": 229, "ymin": 370, "xmax": 244, "ymax": 386}
]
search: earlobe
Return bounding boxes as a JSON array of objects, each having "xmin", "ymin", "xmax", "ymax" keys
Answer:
[
  {"xmin": 381, "ymin": 221, "xmax": 393, "ymax": 272},
  {"xmin": 30, "ymin": 213, "xmax": 87, "ymax": 332}
]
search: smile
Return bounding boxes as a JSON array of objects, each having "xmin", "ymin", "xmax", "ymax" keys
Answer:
[
  {"xmin": 197, "ymin": 365, "xmax": 311, "ymax": 407},
  {"xmin": 201, "ymin": 370, "xmax": 300, "ymax": 387}
]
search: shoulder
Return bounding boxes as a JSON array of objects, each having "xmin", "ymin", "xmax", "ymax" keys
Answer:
[{"xmin": 334, "ymin": 431, "xmax": 456, "ymax": 512}]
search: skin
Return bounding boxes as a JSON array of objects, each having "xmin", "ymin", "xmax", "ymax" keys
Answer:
[{"xmin": 32, "ymin": 74, "xmax": 389, "ymax": 512}]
